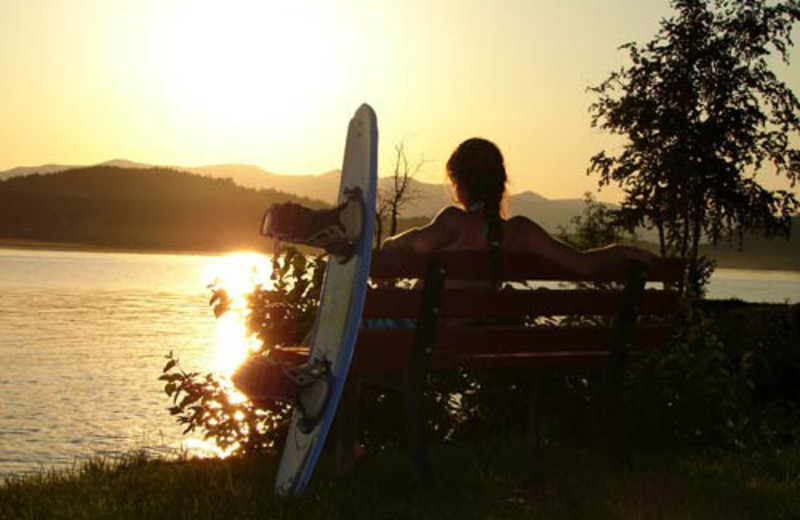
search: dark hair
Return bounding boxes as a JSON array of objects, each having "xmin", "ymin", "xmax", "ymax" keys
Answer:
[{"xmin": 446, "ymin": 138, "xmax": 507, "ymax": 217}]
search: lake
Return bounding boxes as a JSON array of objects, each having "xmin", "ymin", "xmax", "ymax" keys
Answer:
[
  {"xmin": 0, "ymin": 248, "xmax": 798, "ymax": 479},
  {"xmin": 0, "ymin": 248, "xmax": 271, "ymax": 480}
]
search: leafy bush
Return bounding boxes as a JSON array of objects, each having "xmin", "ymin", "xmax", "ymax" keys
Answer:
[
  {"xmin": 700, "ymin": 302, "xmax": 800, "ymax": 447},
  {"xmin": 629, "ymin": 302, "xmax": 800, "ymax": 448},
  {"xmin": 162, "ymin": 244, "xmax": 800, "ymax": 456},
  {"xmin": 628, "ymin": 304, "xmax": 752, "ymax": 446},
  {"xmin": 245, "ymin": 250, "xmax": 327, "ymax": 353},
  {"xmin": 160, "ymin": 352, "xmax": 288, "ymax": 454},
  {"xmin": 161, "ymin": 248, "xmax": 324, "ymax": 455}
]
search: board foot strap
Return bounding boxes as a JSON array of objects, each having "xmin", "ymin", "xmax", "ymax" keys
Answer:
[
  {"xmin": 261, "ymin": 187, "xmax": 365, "ymax": 261},
  {"xmin": 233, "ymin": 355, "xmax": 331, "ymax": 433}
]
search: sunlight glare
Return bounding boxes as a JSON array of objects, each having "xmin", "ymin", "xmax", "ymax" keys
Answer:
[
  {"xmin": 173, "ymin": 437, "xmax": 237, "ymax": 459},
  {"xmin": 203, "ymin": 252, "xmax": 272, "ymax": 377},
  {"xmin": 155, "ymin": 0, "xmax": 342, "ymax": 133}
]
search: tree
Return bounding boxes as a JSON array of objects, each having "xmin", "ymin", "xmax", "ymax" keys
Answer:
[
  {"xmin": 557, "ymin": 193, "xmax": 641, "ymax": 298},
  {"xmin": 557, "ymin": 192, "xmax": 638, "ymax": 251},
  {"xmin": 589, "ymin": 0, "xmax": 800, "ymax": 295},
  {"xmin": 375, "ymin": 140, "xmax": 428, "ymax": 247}
]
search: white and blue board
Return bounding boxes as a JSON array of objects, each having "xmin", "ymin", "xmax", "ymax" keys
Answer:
[{"xmin": 274, "ymin": 104, "xmax": 377, "ymax": 497}]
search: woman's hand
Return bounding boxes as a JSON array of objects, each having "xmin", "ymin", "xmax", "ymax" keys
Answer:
[
  {"xmin": 381, "ymin": 237, "xmax": 400, "ymax": 252},
  {"xmin": 620, "ymin": 246, "xmax": 657, "ymax": 266}
]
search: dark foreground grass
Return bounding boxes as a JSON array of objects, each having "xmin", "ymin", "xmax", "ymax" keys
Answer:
[{"xmin": 2, "ymin": 440, "xmax": 799, "ymax": 520}]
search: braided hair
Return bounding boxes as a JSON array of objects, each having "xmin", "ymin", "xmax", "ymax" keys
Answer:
[
  {"xmin": 446, "ymin": 137, "xmax": 507, "ymax": 246},
  {"xmin": 446, "ymin": 138, "xmax": 507, "ymax": 280}
]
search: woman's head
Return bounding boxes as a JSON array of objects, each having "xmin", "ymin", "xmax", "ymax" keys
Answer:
[{"xmin": 446, "ymin": 138, "xmax": 507, "ymax": 216}]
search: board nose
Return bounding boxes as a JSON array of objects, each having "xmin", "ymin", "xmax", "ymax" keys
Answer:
[{"xmin": 356, "ymin": 103, "xmax": 377, "ymax": 124}]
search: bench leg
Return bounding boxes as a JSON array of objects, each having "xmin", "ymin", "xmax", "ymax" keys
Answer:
[
  {"xmin": 334, "ymin": 373, "xmax": 361, "ymax": 474},
  {"xmin": 405, "ymin": 368, "xmax": 431, "ymax": 479},
  {"xmin": 602, "ymin": 375, "xmax": 631, "ymax": 470},
  {"xmin": 614, "ymin": 414, "xmax": 631, "ymax": 470},
  {"xmin": 526, "ymin": 368, "xmax": 542, "ymax": 447},
  {"xmin": 403, "ymin": 258, "xmax": 444, "ymax": 480},
  {"xmin": 609, "ymin": 366, "xmax": 632, "ymax": 470},
  {"xmin": 606, "ymin": 263, "xmax": 647, "ymax": 470},
  {"xmin": 605, "ymin": 334, "xmax": 632, "ymax": 470}
]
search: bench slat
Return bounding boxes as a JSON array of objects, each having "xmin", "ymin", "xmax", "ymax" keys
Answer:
[
  {"xmin": 437, "ymin": 351, "xmax": 648, "ymax": 370},
  {"xmin": 430, "ymin": 326, "xmax": 673, "ymax": 352},
  {"xmin": 363, "ymin": 288, "xmax": 681, "ymax": 319},
  {"xmin": 270, "ymin": 346, "xmax": 649, "ymax": 371},
  {"xmin": 362, "ymin": 289, "xmax": 421, "ymax": 319},
  {"xmin": 436, "ymin": 351, "xmax": 614, "ymax": 370},
  {"xmin": 268, "ymin": 325, "xmax": 672, "ymax": 371},
  {"xmin": 370, "ymin": 251, "xmax": 684, "ymax": 284}
]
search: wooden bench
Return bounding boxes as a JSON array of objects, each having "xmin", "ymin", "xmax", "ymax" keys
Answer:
[{"xmin": 272, "ymin": 251, "xmax": 685, "ymax": 473}]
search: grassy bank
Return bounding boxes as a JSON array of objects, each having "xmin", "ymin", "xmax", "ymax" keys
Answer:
[{"xmin": 2, "ymin": 440, "xmax": 799, "ymax": 519}]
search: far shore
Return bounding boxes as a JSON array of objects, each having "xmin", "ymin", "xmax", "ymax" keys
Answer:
[
  {"xmin": 0, "ymin": 238, "xmax": 260, "ymax": 258},
  {"xmin": 0, "ymin": 238, "xmax": 797, "ymax": 272}
]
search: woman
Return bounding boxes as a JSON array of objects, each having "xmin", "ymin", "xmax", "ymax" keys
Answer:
[
  {"xmin": 240, "ymin": 138, "xmax": 654, "ymax": 466},
  {"xmin": 382, "ymin": 138, "xmax": 653, "ymax": 274}
]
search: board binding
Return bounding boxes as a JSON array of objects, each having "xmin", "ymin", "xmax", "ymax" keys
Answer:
[
  {"xmin": 232, "ymin": 356, "xmax": 331, "ymax": 434},
  {"xmin": 261, "ymin": 187, "xmax": 365, "ymax": 261}
]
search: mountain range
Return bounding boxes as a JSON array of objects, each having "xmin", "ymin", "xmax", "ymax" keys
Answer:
[
  {"xmin": 1, "ymin": 160, "xmax": 796, "ymax": 270},
  {"xmin": 0, "ymin": 165, "xmax": 325, "ymax": 253},
  {"xmin": 0, "ymin": 160, "xmax": 590, "ymax": 232}
]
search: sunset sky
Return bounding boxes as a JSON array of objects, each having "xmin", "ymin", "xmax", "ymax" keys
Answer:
[{"xmin": 2, "ymin": 0, "xmax": 799, "ymax": 201}]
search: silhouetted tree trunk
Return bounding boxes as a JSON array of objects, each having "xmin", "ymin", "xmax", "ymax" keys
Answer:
[{"xmin": 375, "ymin": 140, "xmax": 427, "ymax": 248}]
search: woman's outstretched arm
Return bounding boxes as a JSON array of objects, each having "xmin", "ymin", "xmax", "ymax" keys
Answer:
[
  {"xmin": 506, "ymin": 216, "xmax": 654, "ymax": 277},
  {"xmin": 381, "ymin": 207, "xmax": 461, "ymax": 254}
]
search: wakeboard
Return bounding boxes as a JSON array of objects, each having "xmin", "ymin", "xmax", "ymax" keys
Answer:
[{"xmin": 234, "ymin": 104, "xmax": 377, "ymax": 497}]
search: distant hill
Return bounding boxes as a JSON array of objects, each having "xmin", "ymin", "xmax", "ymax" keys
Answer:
[
  {"xmin": 508, "ymin": 191, "xmax": 593, "ymax": 235},
  {"xmin": 186, "ymin": 164, "xmax": 454, "ymax": 218},
  {"xmin": 0, "ymin": 163, "xmax": 78, "ymax": 181},
  {"xmin": 185, "ymin": 164, "xmax": 592, "ymax": 230},
  {"xmin": 0, "ymin": 160, "xmax": 158, "ymax": 181},
  {"xmin": 101, "ymin": 159, "xmax": 154, "ymax": 169},
  {"xmin": 702, "ymin": 219, "xmax": 800, "ymax": 271},
  {"xmin": 187, "ymin": 164, "xmax": 342, "ymax": 204},
  {"xmin": 0, "ymin": 166, "xmax": 326, "ymax": 253},
  {"xmin": 0, "ymin": 160, "xmax": 595, "ymax": 231},
  {"xmin": 1, "ymin": 161, "xmax": 796, "ymax": 269}
]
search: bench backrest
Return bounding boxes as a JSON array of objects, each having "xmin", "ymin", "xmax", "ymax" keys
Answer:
[{"xmin": 353, "ymin": 251, "xmax": 685, "ymax": 371}]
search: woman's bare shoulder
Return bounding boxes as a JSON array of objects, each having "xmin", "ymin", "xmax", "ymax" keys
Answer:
[
  {"xmin": 435, "ymin": 205, "xmax": 468, "ymax": 220},
  {"xmin": 503, "ymin": 215, "xmax": 548, "ymax": 251},
  {"xmin": 429, "ymin": 205, "xmax": 471, "ymax": 229},
  {"xmin": 382, "ymin": 206, "xmax": 466, "ymax": 254},
  {"xmin": 505, "ymin": 215, "xmax": 547, "ymax": 236}
]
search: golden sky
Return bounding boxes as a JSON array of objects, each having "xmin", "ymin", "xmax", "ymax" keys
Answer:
[{"xmin": 1, "ymin": 0, "xmax": 798, "ymax": 200}]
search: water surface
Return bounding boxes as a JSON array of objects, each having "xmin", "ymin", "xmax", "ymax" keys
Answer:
[
  {"xmin": 0, "ymin": 249, "xmax": 267, "ymax": 479},
  {"xmin": 0, "ymin": 248, "xmax": 798, "ymax": 479}
]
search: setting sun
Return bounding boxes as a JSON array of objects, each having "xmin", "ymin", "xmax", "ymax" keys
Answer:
[{"xmin": 153, "ymin": 1, "xmax": 343, "ymax": 135}]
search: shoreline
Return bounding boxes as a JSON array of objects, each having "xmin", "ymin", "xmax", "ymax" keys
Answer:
[
  {"xmin": 0, "ymin": 239, "xmax": 266, "ymax": 258},
  {"xmin": 2, "ymin": 442, "xmax": 799, "ymax": 518},
  {"xmin": 0, "ymin": 239, "xmax": 797, "ymax": 272}
]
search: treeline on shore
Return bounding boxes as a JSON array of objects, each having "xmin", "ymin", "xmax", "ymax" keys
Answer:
[
  {"xmin": 701, "ymin": 228, "xmax": 800, "ymax": 271},
  {"xmin": 0, "ymin": 165, "xmax": 796, "ymax": 269},
  {"xmin": 0, "ymin": 166, "xmax": 329, "ymax": 253}
]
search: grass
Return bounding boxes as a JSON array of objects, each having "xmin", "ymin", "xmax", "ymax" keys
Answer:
[{"xmin": 2, "ymin": 440, "xmax": 800, "ymax": 520}]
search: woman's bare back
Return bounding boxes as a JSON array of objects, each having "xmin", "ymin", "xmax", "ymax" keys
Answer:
[{"xmin": 382, "ymin": 206, "xmax": 654, "ymax": 276}]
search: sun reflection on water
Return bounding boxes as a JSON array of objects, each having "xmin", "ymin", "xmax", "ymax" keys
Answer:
[
  {"xmin": 203, "ymin": 252, "xmax": 272, "ymax": 378},
  {"xmin": 171, "ymin": 437, "xmax": 232, "ymax": 460}
]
